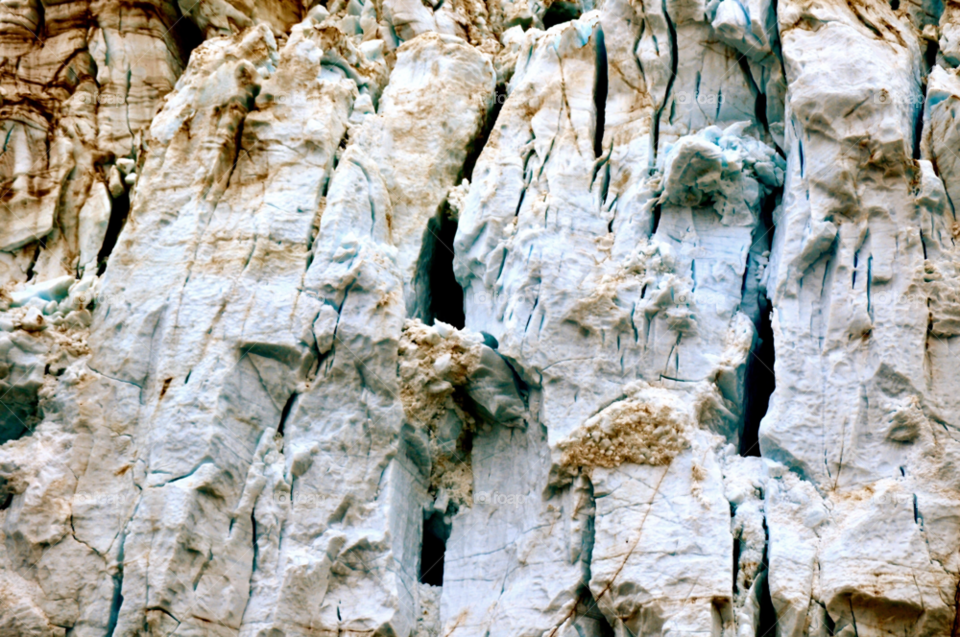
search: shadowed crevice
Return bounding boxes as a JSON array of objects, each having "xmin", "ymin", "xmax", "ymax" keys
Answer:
[
  {"xmin": 97, "ymin": 185, "xmax": 130, "ymax": 276},
  {"xmin": 756, "ymin": 520, "xmax": 777, "ymax": 636},
  {"xmin": 741, "ymin": 300, "xmax": 775, "ymax": 457},
  {"xmin": 419, "ymin": 511, "xmax": 450, "ymax": 586},
  {"xmin": 593, "ymin": 27, "xmax": 608, "ymax": 159},
  {"xmin": 543, "ymin": 1, "xmax": 582, "ymax": 28},
  {"xmin": 416, "ymin": 212, "xmax": 465, "ymax": 328}
]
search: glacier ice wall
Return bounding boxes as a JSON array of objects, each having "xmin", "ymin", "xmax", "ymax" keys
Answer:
[{"xmin": 0, "ymin": 0, "xmax": 958, "ymax": 636}]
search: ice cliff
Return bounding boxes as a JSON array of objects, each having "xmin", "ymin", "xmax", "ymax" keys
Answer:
[{"xmin": 0, "ymin": 0, "xmax": 958, "ymax": 635}]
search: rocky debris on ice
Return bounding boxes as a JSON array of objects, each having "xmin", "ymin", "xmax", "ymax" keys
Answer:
[{"xmin": 400, "ymin": 318, "xmax": 525, "ymax": 507}]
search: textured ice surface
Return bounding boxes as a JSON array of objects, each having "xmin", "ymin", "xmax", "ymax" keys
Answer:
[{"xmin": 0, "ymin": 1, "xmax": 958, "ymax": 636}]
